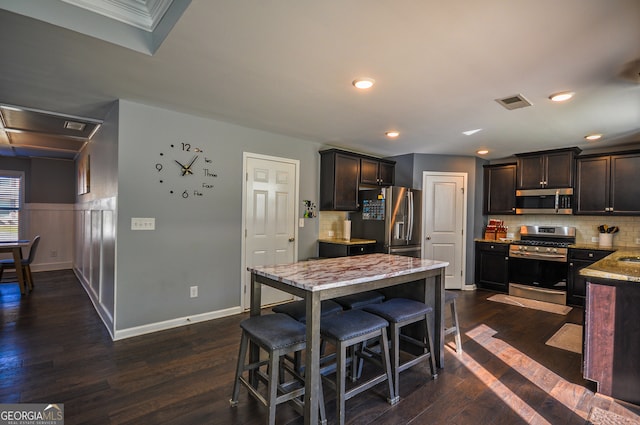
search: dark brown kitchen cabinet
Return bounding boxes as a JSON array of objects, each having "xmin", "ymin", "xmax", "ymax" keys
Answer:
[
  {"xmin": 584, "ymin": 276, "xmax": 640, "ymax": 405},
  {"xmin": 567, "ymin": 248, "xmax": 612, "ymax": 306},
  {"xmin": 483, "ymin": 163, "xmax": 516, "ymax": 215},
  {"xmin": 516, "ymin": 147, "xmax": 581, "ymax": 189},
  {"xmin": 360, "ymin": 157, "xmax": 395, "ymax": 186},
  {"xmin": 319, "ymin": 241, "xmax": 376, "ymax": 258},
  {"xmin": 575, "ymin": 151, "xmax": 640, "ymax": 215},
  {"xmin": 475, "ymin": 242, "xmax": 509, "ymax": 292},
  {"xmin": 320, "ymin": 149, "xmax": 395, "ymax": 211},
  {"xmin": 320, "ymin": 150, "xmax": 360, "ymax": 211}
]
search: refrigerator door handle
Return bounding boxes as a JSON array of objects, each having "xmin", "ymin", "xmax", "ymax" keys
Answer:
[{"xmin": 407, "ymin": 190, "xmax": 413, "ymax": 241}]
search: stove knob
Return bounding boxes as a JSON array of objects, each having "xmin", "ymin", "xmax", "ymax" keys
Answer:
[
  {"xmin": 552, "ymin": 248, "xmax": 558, "ymax": 253},
  {"xmin": 546, "ymin": 247, "xmax": 552, "ymax": 252},
  {"xmin": 534, "ymin": 247, "xmax": 540, "ymax": 251}
]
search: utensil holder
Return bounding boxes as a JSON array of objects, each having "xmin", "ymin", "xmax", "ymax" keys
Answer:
[{"xmin": 598, "ymin": 233, "xmax": 613, "ymax": 247}]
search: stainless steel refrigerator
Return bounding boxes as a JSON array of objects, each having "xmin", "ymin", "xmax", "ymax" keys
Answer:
[{"xmin": 351, "ymin": 186, "xmax": 422, "ymax": 258}]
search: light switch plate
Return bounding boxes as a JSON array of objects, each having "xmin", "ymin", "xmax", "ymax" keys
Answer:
[
  {"xmin": 299, "ymin": 218, "xmax": 305, "ymax": 228},
  {"xmin": 131, "ymin": 217, "xmax": 155, "ymax": 230}
]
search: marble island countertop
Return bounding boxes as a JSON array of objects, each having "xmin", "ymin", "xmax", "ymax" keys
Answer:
[
  {"xmin": 318, "ymin": 238, "xmax": 377, "ymax": 245},
  {"xmin": 249, "ymin": 253, "xmax": 449, "ymax": 292},
  {"xmin": 580, "ymin": 248, "xmax": 640, "ymax": 283}
]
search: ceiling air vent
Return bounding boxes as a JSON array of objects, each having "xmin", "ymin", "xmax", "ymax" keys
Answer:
[{"xmin": 495, "ymin": 94, "xmax": 533, "ymax": 110}]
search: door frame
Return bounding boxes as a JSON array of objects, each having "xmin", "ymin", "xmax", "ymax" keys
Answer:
[
  {"xmin": 422, "ymin": 171, "xmax": 468, "ymax": 290},
  {"xmin": 241, "ymin": 152, "xmax": 300, "ymax": 310}
]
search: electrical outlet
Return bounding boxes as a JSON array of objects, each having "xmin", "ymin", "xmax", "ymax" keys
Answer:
[
  {"xmin": 131, "ymin": 217, "xmax": 155, "ymax": 230},
  {"xmin": 636, "ymin": 238, "xmax": 640, "ymax": 245},
  {"xmin": 591, "ymin": 236, "xmax": 599, "ymax": 243},
  {"xmin": 50, "ymin": 250, "xmax": 58, "ymax": 258},
  {"xmin": 190, "ymin": 285, "xmax": 198, "ymax": 298}
]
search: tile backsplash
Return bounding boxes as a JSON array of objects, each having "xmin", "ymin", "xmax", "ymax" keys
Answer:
[
  {"xmin": 489, "ymin": 215, "xmax": 640, "ymax": 246},
  {"xmin": 319, "ymin": 211, "xmax": 349, "ymax": 239}
]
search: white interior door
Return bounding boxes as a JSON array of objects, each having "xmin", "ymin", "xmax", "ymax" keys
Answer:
[
  {"xmin": 243, "ymin": 153, "xmax": 298, "ymax": 308},
  {"xmin": 423, "ymin": 172, "xmax": 467, "ymax": 289}
]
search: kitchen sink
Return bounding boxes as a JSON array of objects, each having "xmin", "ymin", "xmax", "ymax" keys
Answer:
[{"xmin": 617, "ymin": 256, "xmax": 640, "ymax": 263}]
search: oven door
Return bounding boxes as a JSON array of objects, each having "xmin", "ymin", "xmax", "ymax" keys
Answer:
[{"xmin": 508, "ymin": 257, "xmax": 568, "ymax": 290}]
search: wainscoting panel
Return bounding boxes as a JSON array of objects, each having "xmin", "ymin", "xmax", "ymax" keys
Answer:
[{"xmin": 74, "ymin": 197, "xmax": 116, "ymax": 337}]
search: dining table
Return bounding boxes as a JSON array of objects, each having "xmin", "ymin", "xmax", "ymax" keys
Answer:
[
  {"xmin": 0, "ymin": 240, "xmax": 30, "ymax": 295},
  {"xmin": 248, "ymin": 253, "xmax": 449, "ymax": 425}
]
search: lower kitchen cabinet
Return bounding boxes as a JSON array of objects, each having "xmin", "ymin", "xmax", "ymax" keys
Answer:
[
  {"xmin": 567, "ymin": 248, "xmax": 613, "ymax": 306},
  {"xmin": 318, "ymin": 241, "xmax": 376, "ymax": 258},
  {"xmin": 475, "ymin": 241, "xmax": 509, "ymax": 292}
]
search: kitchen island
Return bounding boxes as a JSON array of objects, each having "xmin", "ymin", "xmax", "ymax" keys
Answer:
[
  {"xmin": 580, "ymin": 249, "xmax": 640, "ymax": 405},
  {"xmin": 249, "ymin": 253, "xmax": 448, "ymax": 425}
]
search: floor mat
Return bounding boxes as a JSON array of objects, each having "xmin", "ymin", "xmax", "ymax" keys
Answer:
[
  {"xmin": 487, "ymin": 293, "xmax": 572, "ymax": 315},
  {"xmin": 546, "ymin": 323, "xmax": 582, "ymax": 354}
]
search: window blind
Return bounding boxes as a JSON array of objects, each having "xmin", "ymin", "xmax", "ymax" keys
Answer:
[{"xmin": 0, "ymin": 175, "xmax": 21, "ymax": 241}]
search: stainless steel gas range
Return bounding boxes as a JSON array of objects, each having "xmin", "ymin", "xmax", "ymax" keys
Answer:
[{"xmin": 508, "ymin": 225, "xmax": 576, "ymax": 305}]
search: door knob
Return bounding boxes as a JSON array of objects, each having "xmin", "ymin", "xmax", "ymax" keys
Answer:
[{"xmin": 288, "ymin": 237, "xmax": 295, "ymax": 242}]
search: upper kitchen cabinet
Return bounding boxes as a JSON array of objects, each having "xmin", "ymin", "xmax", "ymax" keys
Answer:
[
  {"xmin": 320, "ymin": 149, "xmax": 395, "ymax": 211},
  {"xmin": 320, "ymin": 150, "xmax": 360, "ymax": 211},
  {"xmin": 483, "ymin": 163, "xmax": 516, "ymax": 215},
  {"xmin": 516, "ymin": 147, "xmax": 581, "ymax": 189},
  {"xmin": 575, "ymin": 151, "xmax": 640, "ymax": 215},
  {"xmin": 360, "ymin": 157, "xmax": 395, "ymax": 187}
]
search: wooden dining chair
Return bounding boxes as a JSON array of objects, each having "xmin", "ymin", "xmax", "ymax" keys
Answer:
[{"xmin": 0, "ymin": 235, "xmax": 41, "ymax": 292}]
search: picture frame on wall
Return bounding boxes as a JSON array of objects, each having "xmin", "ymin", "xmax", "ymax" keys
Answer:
[{"xmin": 77, "ymin": 154, "xmax": 90, "ymax": 195}]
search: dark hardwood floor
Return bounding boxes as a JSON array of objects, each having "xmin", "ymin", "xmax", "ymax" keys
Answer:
[{"xmin": 2, "ymin": 270, "xmax": 640, "ymax": 424}]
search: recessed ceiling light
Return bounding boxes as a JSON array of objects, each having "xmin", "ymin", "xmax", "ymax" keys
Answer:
[
  {"xmin": 549, "ymin": 91, "xmax": 575, "ymax": 102},
  {"xmin": 385, "ymin": 131, "xmax": 399, "ymax": 138},
  {"xmin": 463, "ymin": 129, "xmax": 482, "ymax": 136},
  {"xmin": 477, "ymin": 149, "xmax": 489, "ymax": 155},
  {"xmin": 585, "ymin": 133, "xmax": 602, "ymax": 141},
  {"xmin": 352, "ymin": 78, "xmax": 375, "ymax": 89}
]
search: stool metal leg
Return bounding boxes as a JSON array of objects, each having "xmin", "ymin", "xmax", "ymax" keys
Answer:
[
  {"xmin": 230, "ymin": 331, "xmax": 249, "ymax": 407},
  {"xmin": 450, "ymin": 299, "xmax": 462, "ymax": 353}
]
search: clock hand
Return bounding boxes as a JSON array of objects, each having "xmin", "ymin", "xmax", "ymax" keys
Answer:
[{"xmin": 182, "ymin": 155, "xmax": 198, "ymax": 176}]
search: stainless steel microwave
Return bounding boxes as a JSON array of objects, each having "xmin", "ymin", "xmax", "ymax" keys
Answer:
[{"xmin": 515, "ymin": 188, "xmax": 573, "ymax": 214}]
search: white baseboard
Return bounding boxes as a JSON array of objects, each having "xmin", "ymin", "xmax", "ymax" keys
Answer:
[
  {"xmin": 113, "ymin": 306, "xmax": 244, "ymax": 341},
  {"xmin": 32, "ymin": 261, "xmax": 73, "ymax": 272}
]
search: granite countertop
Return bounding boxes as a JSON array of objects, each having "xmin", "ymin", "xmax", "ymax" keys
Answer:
[
  {"xmin": 318, "ymin": 238, "xmax": 377, "ymax": 245},
  {"xmin": 580, "ymin": 248, "xmax": 640, "ymax": 283},
  {"xmin": 249, "ymin": 253, "xmax": 449, "ymax": 292}
]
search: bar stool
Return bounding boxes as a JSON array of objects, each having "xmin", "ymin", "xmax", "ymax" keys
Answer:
[
  {"xmin": 320, "ymin": 309, "xmax": 396, "ymax": 425},
  {"xmin": 272, "ymin": 299, "xmax": 343, "ymax": 322},
  {"xmin": 364, "ymin": 298, "xmax": 437, "ymax": 398},
  {"xmin": 230, "ymin": 313, "xmax": 326, "ymax": 425},
  {"xmin": 333, "ymin": 291, "xmax": 385, "ymax": 310},
  {"xmin": 444, "ymin": 290, "xmax": 462, "ymax": 353}
]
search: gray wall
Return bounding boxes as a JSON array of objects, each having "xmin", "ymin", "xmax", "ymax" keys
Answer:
[
  {"xmin": 113, "ymin": 100, "xmax": 322, "ymax": 330},
  {"xmin": 0, "ymin": 156, "xmax": 75, "ymax": 203}
]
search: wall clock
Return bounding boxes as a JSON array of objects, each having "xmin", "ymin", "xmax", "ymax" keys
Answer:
[{"xmin": 155, "ymin": 142, "xmax": 217, "ymax": 198}]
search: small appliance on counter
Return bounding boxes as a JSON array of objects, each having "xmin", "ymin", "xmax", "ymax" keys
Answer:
[{"xmin": 350, "ymin": 186, "xmax": 422, "ymax": 258}]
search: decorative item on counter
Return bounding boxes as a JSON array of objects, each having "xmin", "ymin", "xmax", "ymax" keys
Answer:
[
  {"xmin": 343, "ymin": 219, "xmax": 351, "ymax": 241},
  {"xmin": 597, "ymin": 224, "xmax": 618, "ymax": 247},
  {"xmin": 485, "ymin": 219, "xmax": 507, "ymax": 240}
]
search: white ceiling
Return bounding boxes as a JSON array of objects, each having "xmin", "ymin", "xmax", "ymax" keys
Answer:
[{"xmin": 0, "ymin": 0, "xmax": 639, "ymax": 160}]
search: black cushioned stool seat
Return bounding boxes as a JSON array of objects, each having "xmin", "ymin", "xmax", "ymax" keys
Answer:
[
  {"xmin": 320, "ymin": 310, "xmax": 396, "ymax": 425},
  {"xmin": 333, "ymin": 291, "xmax": 385, "ymax": 310},
  {"xmin": 230, "ymin": 313, "xmax": 326, "ymax": 425},
  {"xmin": 444, "ymin": 290, "xmax": 462, "ymax": 353},
  {"xmin": 364, "ymin": 298, "xmax": 437, "ymax": 398},
  {"xmin": 272, "ymin": 299, "xmax": 343, "ymax": 322}
]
